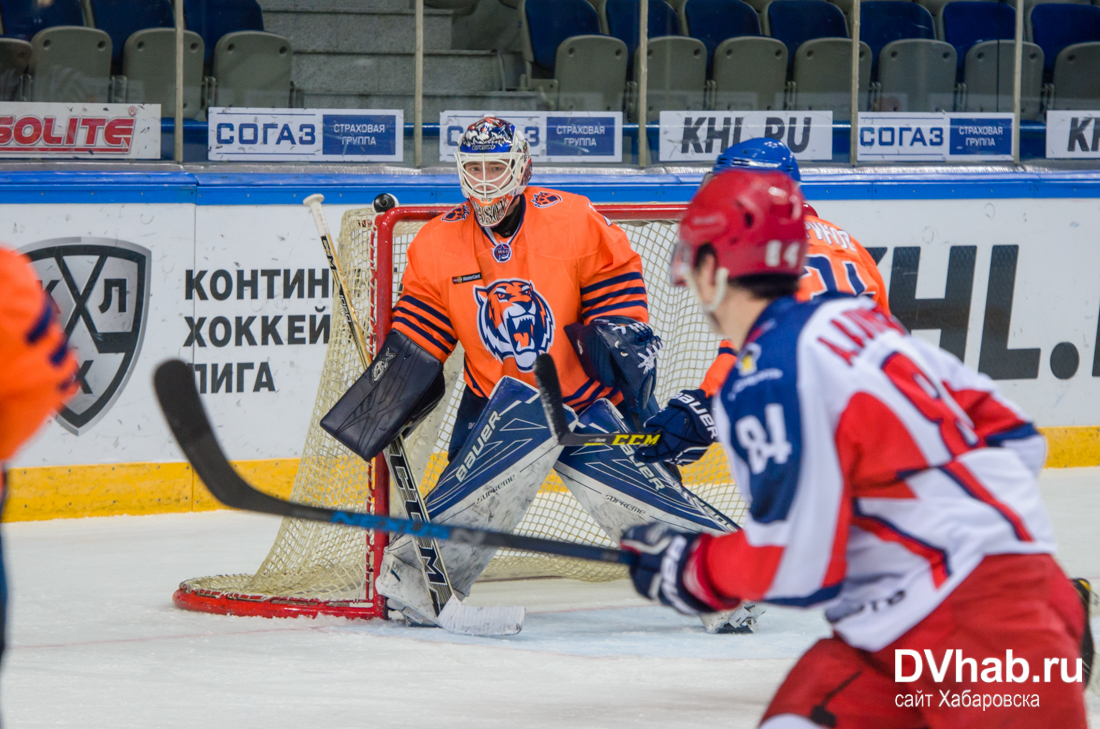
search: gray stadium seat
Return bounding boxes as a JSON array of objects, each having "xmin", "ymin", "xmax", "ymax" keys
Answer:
[
  {"xmin": 962, "ymin": 40, "xmax": 1043, "ymax": 119},
  {"xmin": 712, "ymin": 36, "xmax": 787, "ymax": 109},
  {"xmin": 556, "ymin": 35, "xmax": 629, "ymax": 111},
  {"xmin": 123, "ymin": 28, "xmax": 204, "ymax": 118},
  {"xmin": 211, "ymin": 31, "xmax": 292, "ymax": 107},
  {"xmin": 0, "ymin": 39, "xmax": 31, "ymax": 100},
  {"xmin": 1051, "ymin": 42, "xmax": 1100, "ymax": 108},
  {"xmin": 634, "ymin": 36, "xmax": 706, "ymax": 121},
  {"xmin": 30, "ymin": 26, "xmax": 112, "ymax": 102},
  {"xmin": 792, "ymin": 37, "xmax": 871, "ymax": 119},
  {"xmin": 877, "ymin": 39, "xmax": 957, "ymax": 111}
]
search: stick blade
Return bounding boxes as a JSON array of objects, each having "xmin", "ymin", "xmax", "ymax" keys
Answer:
[
  {"xmin": 437, "ymin": 596, "xmax": 525, "ymax": 637},
  {"xmin": 533, "ymin": 354, "xmax": 572, "ymax": 443},
  {"xmin": 154, "ymin": 359, "xmax": 212, "ymax": 447}
]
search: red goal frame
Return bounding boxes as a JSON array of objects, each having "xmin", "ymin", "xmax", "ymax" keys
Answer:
[{"xmin": 172, "ymin": 202, "xmax": 687, "ymax": 621}]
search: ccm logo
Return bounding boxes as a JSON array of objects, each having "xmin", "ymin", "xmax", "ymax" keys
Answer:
[
  {"xmin": 611, "ymin": 434, "xmax": 660, "ymax": 446},
  {"xmin": 0, "ymin": 116, "xmax": 135, "ymax": 152}
]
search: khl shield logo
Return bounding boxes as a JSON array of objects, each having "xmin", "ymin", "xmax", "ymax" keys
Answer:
[{"xmin": 21, "ymin": 238, "xmax": 151, "ymax": 435}]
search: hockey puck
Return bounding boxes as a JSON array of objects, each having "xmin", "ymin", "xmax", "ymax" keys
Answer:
[{"xmin": 373, "ymin": 193, "xmax": 399, "ymax": 213}]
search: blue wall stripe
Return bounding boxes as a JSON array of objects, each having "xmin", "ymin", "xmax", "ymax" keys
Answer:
[{"xmin": 0, "ymin": 169, "xmax": 1099, "ymax": 205}]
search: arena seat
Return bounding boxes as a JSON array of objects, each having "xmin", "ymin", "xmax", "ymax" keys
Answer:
[
  {"xmin": 0, "ymin": 0, "xmax": 85, "ymax": 41},
  {"xmin": 519, "ymin": 0, "xmax": 627, "ymax": 112},
  {"xmin": 877, "ymin": 38, "xmax": 957, "ymax": 110},
  {"xmin": 184, "ymin": 0, "xmax": 291, "ymax": 108},
  {"xmin": 682, "ymin": 0, "xmax": 761, "ymax": 68},
  {"xmin": 942, "ymin": 1, "xmax": 1014, "ymax": 72},
  {"xmin": 791, "ymin": 37, "xmax": 871, "ymax": 118},
  {"xmin": 766, "ymin": 0, "xmax": 848, "ymax": 62},
  {"xmin": 962, "ymin": 40, "xmax": 1043, "ymax": 118},
  {"xmin": 124, "ymin": 29, "xmax": 204, "ymax": 116},
  {"xmin": 1048, "ymin": 42, "xmax": 1100, "ymax": 108},
  {"xmin": 830, "ymin": 0, "xmax": 908, "ymax": 22},
  {"xmin": 1031, "ymin": 3, "xmax": 1100, "ymax": 107},
  {"xmin": 604, "ymin": 0, "xmax": 681, "ymax": 65},
  {"xmin": 1031, "ymin": 3, "xmax": 1100, "ymax": 70},
  {"xmin": 712, "ymin": 36, "xmax": 787, "ymax": 109},
  {"xmin": 861, "ymin": 1, "xmax": 936, "ymax": 70},
  {"xmin": 1013, "ymin": 0, "xmax": 1092, "ymax": 37},
  {"xmin": 633, "ymin": 35, "xmax": 706, "ymax": 120},
  {"xmin": 87, "ymin": 0, "xmax": 172, "ymax": 66},
  {"xmin": 0, "ymin": 38, "xmax": 30, "ymax": 100}
]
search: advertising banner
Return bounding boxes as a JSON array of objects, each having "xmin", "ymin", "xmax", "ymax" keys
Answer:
[
  {"xmin": 658, "ymin": 111, "xmax": 833, "ymax": 162},
  {"xmin": 208, "ymin": 108, "xmax": 403, "ymax": 162},
  {"xmin": 439, "ymin": 111, "xmax": 623, "ymax": 163},
  {"xmin": 1045, "ymin": 110, "xmax": 1100, "ymax": 159},
  {"xmin": 0, "ymin": 102, "xmax": 160, "ymax": 159},
  {"xmin": 857, "ymin": 113, "xmax": 1013, "ymax": 162}
]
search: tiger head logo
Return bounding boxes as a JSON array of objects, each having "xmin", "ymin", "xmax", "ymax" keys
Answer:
[{"xmin": 474, "ymin": 278, "xmax": 554, "ymax": 371}]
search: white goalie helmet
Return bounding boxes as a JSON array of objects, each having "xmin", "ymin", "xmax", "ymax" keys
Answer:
[{"xmin": 454, "ymin": 117, "xmax": 532, "ymax": 227}]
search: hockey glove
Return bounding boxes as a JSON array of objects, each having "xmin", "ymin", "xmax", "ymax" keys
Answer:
[
  {"xmin": 621, "ymin": 523, "xmax": 713, "ymax": 616},
  {"xmin": 565, "ymin": 317, "xmax": 662, "ymax": 430},
  {"xmin": 634, "ymin": 389, "xmax": 716, "ymax": 465}
]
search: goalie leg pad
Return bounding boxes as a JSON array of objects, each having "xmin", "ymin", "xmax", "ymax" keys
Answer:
[
  {"xmin": 320, "ymin": 330, "xmax": 446, "ymax": 464},
  {"xmin": 553, "ymin": 399, "xmax": 738, "ymax": 541},
  {"xmin": 377, "ymin": 377, "xmax": 564, "ymax": 616}
]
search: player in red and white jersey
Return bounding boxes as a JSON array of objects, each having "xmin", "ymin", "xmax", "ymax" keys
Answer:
[
  {"xmin": 323, "ymin": 118, "xmax": 748, "ymax": 632},
  {"xmin": 638, "ymin": 139, "xmax": 898, "ymax": 467},
  {"xmin": 621, "ymin": 171, "xmax": 1090, "ymax": 727}
]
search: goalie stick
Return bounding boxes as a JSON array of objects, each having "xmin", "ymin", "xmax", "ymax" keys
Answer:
[
  {"xmin": 303, "ymin": 194, "xmax": 521, "ymax": 636},
  {"xmin": 533, "ymin": 354, "xmax": 663, "ymax": 448},
  {"xmin": 154, "ymin": 360, "xmax": 633, "ymax": 565}
]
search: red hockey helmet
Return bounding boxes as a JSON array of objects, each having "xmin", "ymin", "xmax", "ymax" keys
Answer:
[{"xmin": 671, "ymin": 170, "xmax": 808, "ymax": 290}]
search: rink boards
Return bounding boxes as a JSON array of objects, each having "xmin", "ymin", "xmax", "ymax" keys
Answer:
[{"xmin": 3, "ymin": 168, "xmax": 1100, "ymax": 521}]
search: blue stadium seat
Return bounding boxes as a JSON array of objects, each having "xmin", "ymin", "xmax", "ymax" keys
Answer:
[
  {"xmin": 942, "ymin": 1, "xmax": 1015, "ymax": 71},
  {"xmin": 861, "ymin": 1, "xmax": 936, "ymax": 70},
  {"xmin": 88, "ymin": 0, "xmax": 174, "ymax": 65},
  {"xmin": 1030, "ymin": 3, "xmax": 1100, "ymax": 72},
  {"xmin": 183, "ymin": 0, "xmax": 264, "ymax": 66},
  {"xmin": 523, "ymin": 0, "xmax": 602, "ymax": 74},
  {"xmin": 766, "ymin": 0, "xmax": 848, "ymax": 64},
  {"xmin": 605, "ymin": 0, "xmax": 680, "ymax": 62},
  {"xmin": 683, "ymin": 0, "xmax": 760, "ymax": 68},
  {"xmin": 0, "ymin": 0, "xmax": 85, "ymax": 41}
]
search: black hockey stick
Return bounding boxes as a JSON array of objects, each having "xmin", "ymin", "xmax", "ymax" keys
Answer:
[
  {"xmin": 533, "ymin": 354, "xmax": 662, "ymax": 448},
  {"xmin": 154, "ymin": 359, "xmax": 634, "ymax": 568}
]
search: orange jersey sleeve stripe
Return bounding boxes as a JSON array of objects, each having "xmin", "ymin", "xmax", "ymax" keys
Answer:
[
  {"xmin": 579, "ymin": 271, "xmax": 648, "ymax": 320},
  {"xmin": 392, "ymin": 294, "xmax": 457, "ymax": 361},
  {"xmin": 700, "ymin": 342, "xmax": 738, "ymax": 398}
]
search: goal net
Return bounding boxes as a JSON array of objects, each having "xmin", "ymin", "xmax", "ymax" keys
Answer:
[{"xmin": 173, "ymin": 202, "xmax": 748, "ymax": 620}]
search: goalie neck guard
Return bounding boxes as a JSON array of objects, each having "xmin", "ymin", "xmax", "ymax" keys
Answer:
[{"xmin": 455, "ymin": 117, "xmax": 533, "ymax": 228}]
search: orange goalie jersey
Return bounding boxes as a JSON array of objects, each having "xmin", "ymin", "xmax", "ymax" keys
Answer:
[
  {"xmin": 700, "ymin": 214, "xmax": 888, "ymax": 396},
  {"xmin": 392, "ymin": 187, "xmax": 647, "ymax": 410},
  {"xmin": 0, "ymin": 247, "xmax": 78, "ymax": 462}
]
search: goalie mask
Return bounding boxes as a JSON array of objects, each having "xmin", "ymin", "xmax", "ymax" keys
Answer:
[{"xmin": 455, "ymin": 117, "xmax": 533, "ymax": 227}]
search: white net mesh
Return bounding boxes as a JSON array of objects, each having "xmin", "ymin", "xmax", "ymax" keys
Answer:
[{"xmin": 178, "ymin": 203, "xmax": 748, "ymax": 610}]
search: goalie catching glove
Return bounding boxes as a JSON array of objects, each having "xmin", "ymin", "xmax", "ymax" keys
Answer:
[
  {"xmin": 634, "ymin": 388, "xmax": 716, "ymax": 466},
  {"xmin": 621, "ymin": 522, "xmax": 741, "ymax": 616}
]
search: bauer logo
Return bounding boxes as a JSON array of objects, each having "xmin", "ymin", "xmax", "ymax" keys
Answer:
[
  {"xmin": 21, "ymin": 238, "xmax": 151, "ymax": 435},
  {"xmin": 474, "ymin": 278, "xmax": 554, "ymax": 371}
]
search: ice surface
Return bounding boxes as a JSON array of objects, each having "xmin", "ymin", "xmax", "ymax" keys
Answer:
[{"xmin": 1, "ymin": 468, "xmax": 1099, "ymax": 728}]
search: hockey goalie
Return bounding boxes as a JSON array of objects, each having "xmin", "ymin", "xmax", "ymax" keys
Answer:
[{"xmin": 320, "ymin": 117, "xmax": 753, "ymax": 632}]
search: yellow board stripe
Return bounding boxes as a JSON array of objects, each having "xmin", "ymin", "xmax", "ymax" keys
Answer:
[{"xmin": 3, "ymin": 425, "xmax": 1097, "ymax": 523}]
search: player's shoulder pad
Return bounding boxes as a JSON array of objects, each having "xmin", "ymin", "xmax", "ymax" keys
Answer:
[
  {"xmin": 804, "ymin": 214, "xmax": 859, "ymax": 251},
  {"xmin": 803, "ymin": 294, "xmax": 907, "ymax": 369}
]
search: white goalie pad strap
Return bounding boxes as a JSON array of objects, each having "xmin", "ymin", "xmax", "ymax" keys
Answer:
[{"xmin": 554, "ymin": 399, "xmax": 737, "ymax": 542}]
